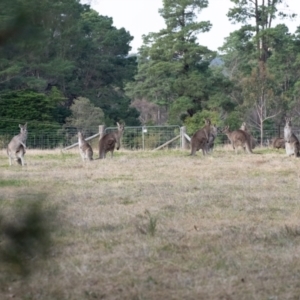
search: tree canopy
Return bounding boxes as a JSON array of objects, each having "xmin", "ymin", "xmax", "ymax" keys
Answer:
[
  {"xmin": 0, "ymin": 0, "xmax": 140, "ymax": 135},
  {"xmin": 1, "ymin": 0, "xmax": 300, "ymax": 146}
]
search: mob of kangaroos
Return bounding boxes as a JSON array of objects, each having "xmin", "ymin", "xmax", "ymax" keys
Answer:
[
  {"xmin": 78, "ymin": 131, "xmax": 93, "ymax": 161},
  {"xmin": 222, "ymin": 125, "xmax": 252, "ymax": 154},
  {"xmin": 7, "ymin": 123, "xmax": 28, "ymax": 166},
  {"xmin": 98, "ymin": 122, "xmax": 125, "ymax": 159},
  {"xmin": 284, "ymin": 117, "xmax": 300, "ymax": 157}
]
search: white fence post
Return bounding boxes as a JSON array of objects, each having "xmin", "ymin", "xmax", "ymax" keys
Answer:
[
  {"xmin": 99, "ymin": 125, "xmax": 105, "ymax": 140},
  {"xmin": 180, "ymin": 126, "xmax": 190, "ymax": 149}
]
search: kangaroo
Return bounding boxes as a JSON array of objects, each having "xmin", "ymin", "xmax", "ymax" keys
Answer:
[
  {"xmin": 78, "ymin": 132, "xmax": 93, "ymax": 161},
  {"xmin": 272, "ymin": 137, "xmax": 285, "ymax": 150},
  {"xmin": 283, "ymin": 117, "xmax": 300, "ymax": 157},
  {"xmin": 207, "ymin": 124, "xmax": 218, "ymax": 153},
  {"xmin": 7, "ymin": 123, "xmax": 28, "ymax": 166},
  {"xmin": 98, "ymin": 122, "xmax": 125, "ymax": 159},
  {"xmin": 190, "ymin": 119, "xmax": 211, "ymax": 156},
  {"xmin": 240, "ymin": 122, "xmax": 256, "ymax": 149},
  {"xmin": 222, "ymin": 125, "xmax": 252, "ymax": 154}
]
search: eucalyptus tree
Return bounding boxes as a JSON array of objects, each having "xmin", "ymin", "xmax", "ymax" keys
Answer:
[
  {"xmin": 222, "ymin": 0, "xmax": 297, "ymax": 144},
  {"xmin": 126, "ymin": 0, "xmax": 232, "ymax": 125}
]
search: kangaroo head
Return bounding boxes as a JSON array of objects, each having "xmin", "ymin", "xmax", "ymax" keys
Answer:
[
  {"xmin": 205, "ymin": 119, "xmax": 211, "ymax": 126},
  {"xmin": 222, "ymin": 125, "xmax": 229, "ymax": 133},
  {"xmin": 117, "ymin": 122, "xmax": 125, "ymax": 134},
  {"xmin": 210, "ymin": 124, "xmax": 218, "ymax": 135},
  {"xmin": 19, "ymin": 123, "xmax": 27, "ymax": 133},
  {"xmin": 285, "ymin": 117, "xmax": 292, "ymax": 127},
  {"xmin": 240, "ymin": 122, "xmax": 247, "ymax": 131}
]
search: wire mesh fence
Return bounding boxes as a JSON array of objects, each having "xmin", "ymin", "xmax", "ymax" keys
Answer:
[
  {"xmin": 104, "ymin": 125, "xmax": 181, "ymax": 150},
  {"xmin": 1, "ymin": 125, "xmax": 299, "ymax": 150},
  {"xmin": 0, "ymin": 128, "xmax": 78, "ymax": 150}
]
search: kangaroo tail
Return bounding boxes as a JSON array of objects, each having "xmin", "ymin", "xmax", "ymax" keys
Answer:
[{"xmin": 245, "ymin": 141, "xmax": 252, "ymax": 154}]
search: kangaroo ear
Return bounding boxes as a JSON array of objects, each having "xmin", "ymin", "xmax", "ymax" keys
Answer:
[{"xmin": 117, "ymin": 122, "xmax": 120, "ymax": 128}]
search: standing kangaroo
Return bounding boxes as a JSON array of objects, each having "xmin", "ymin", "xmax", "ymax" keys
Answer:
[
  {"xmin": 284, "ymin": 117, "xmax": 300, "ymax": 157},
  {"xmin": 78, "ymin": 132, "xmax": 93, "ymax": 161},
  {"xmin": 207, "ymin": 124, "xmax": 218, "ymax": 153},
  {"xmin": 98, "ymin": 122, "xmax": 125, "ymax": 159},
  {"xmin": 7, "ymin": 123, "xmax": 28, "ymax": 166},
  {"xmin": 190, "ymin": 119, "xmax": 211, "ymax": 156},
  {"xmin": 240, "ymin": 122, "xmax": 256, "ymax": 149},
  {"xmin": 222, "ymin": 125, "xmax": 252, "ymax": 154}
]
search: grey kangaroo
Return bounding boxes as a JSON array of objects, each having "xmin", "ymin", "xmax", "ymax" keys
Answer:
[
  {"xmin": 284, "ymin": 117, "xmax": 300, "ymax": 157},
  {"xmin": 98, "ymin": 122, "xmax": 125, "ymax": 159},
  {"xmin": 240, "ymin": 122, "xmax": 256, "ymax": 149},
  {"xmin": 7, "ymin": 123, "xmax": 28, "ymax": 166},
  {"xmin": 207, "ymin": 124, "xmax": 218, "ymax": 153},
  {"xmin": 78, "ymin": 132, "xmax": 93, "ymax": 161},
  {"xmin": 222, "ymin": 125, "xmax": 252, "ymax": 154},
  {"xmin": 272, "ymin": 137, "xmax": 285, "ymax": 150},
  {"xmin": 190, "ymin": 119, "xmax": 211, "ymax": 156}
]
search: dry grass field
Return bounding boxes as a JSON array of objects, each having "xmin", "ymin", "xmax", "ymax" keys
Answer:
[{"xmin": 1, "ymin": 146, "xmax": 300, "ymax": 300}]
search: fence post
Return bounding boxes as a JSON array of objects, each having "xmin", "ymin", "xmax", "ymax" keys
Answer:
[
  {"xmin": 180, "ymin": 126, "xmax": 189, "ymax": 149},
  {"xmin": 142, "ymin": 126, "xmax": 147, "ymax": 150},
  {"xmin": 99, "ymin": 125, "xmax": 105, "ymax": 140}
]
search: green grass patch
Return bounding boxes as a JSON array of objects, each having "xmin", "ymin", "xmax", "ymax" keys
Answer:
[{"xmin": 0, "ymin": 179, "xmax": 27, "ymax": 187}]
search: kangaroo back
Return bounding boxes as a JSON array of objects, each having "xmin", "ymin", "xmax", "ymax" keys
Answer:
[
  {"xmin": 190, "ymin": 119, "xmax": 211, "ymax": 156},
  {"xmin": 7, "ymin": 123, "xmax": 28, "ymax": 166},
  {"xmin": 223, "ymin": 126, "xmax": 252, "ymax": 154},
  {"xmin": 98, "ymin": 122, "xmax": 125, "ymax": 159},
  {"xmin": 272, "ymin": 137, "xmax": 285, "ymax": 150},
  {"xmin": 78, "ymin": 132, "xmax": 93, "ymax": 161}
]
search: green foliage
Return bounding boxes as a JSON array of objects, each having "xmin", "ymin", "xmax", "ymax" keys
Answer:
[
  {"xmin": 100, "ymin": 94, "xmax": 141, "ymax": 127},
  {"xmin": 125, "ymin": 0, "xmax": 233, "ymax": 123},
  {"xmin": 223, "ymin": 111, "xmax": 243, "ymax": 130},
  {"xmin": 65, "ymin": 97, "xmax": 105, "ymax": 136},
  {"xmin": 220, "ymin": 0, "xmax": 299, "ymax": 136},
  {"xmin": 184, "ymin": 110, "xmax": 219, "ymax": 136},
  {"xmin": 0, "ymin": 90, "xmax": 62, "ymax": 126},
  {"xmin": 0, "ymin": 0, "xmax": 140, "ymax": 131}
]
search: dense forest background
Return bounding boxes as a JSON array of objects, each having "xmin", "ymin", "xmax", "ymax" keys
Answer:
[{"xmin": 1, "ymin": 0, "xmax": 300, "ymax": 144}]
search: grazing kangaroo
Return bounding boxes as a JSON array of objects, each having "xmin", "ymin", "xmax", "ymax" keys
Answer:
[
  {"xmin": 207, "ymin": 124, "xmax": 218, "ymax": 153},
  {"xmin": 98, "ymin": 122, "xmax": 125, "ymax": 159},
  {"xmin": 240, "ymin": 122, "xmax": 256, "ymax": 149},
  {"xmin": 283, "ymin": 117, "xmax": 300, "ymax": 157},
  {"xmin": 222, "ymin": 125, "xmax": 252, "ymax": 154},
  {"xmin": 190, "ymin": 119, "xmax": 211, "ymax": 156},
  {"xmin": 7, "ymin": 123, "xmax": 28, "ymax": 166},
  {"xmin": 78, "ymin": 132, "xmax": 93, "ymax": 161},
  {"xmin": 272, "ymin": 137, "xmax": 285, "ymax": 150}
]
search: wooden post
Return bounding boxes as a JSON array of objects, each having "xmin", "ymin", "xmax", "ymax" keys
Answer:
[{"xmin": 99, "ymin": 125, "xmax": 105, "ymax": 140}]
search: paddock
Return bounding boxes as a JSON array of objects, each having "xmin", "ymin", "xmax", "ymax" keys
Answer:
[{"xmin": 1, "ymin": 147, "xmax": 300, "ymax": 299}]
